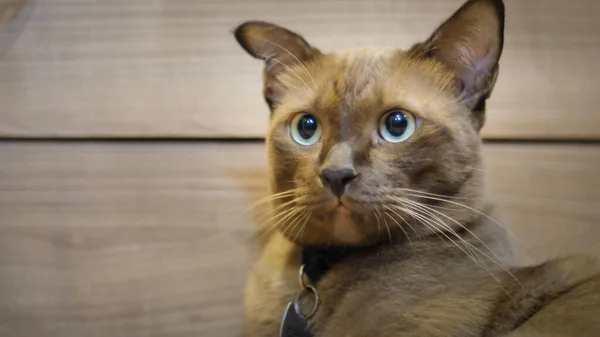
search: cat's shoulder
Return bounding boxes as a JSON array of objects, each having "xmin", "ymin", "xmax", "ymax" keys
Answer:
[
  {"xmin": 489, "ymin": 255, "xmax": 600, "ymax": 335},
  {"xmin": 522, "ymin": 255, "xmax": 600, "ymax": 289}
]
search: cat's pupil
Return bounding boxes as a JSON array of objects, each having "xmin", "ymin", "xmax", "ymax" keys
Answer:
[
  {"xmin": 385, "ymin": 112, "xmax": 408, "ymax": 137},
  {"xmin": 297, "ymin": 115, "xmax": 317, "ymax": 139}
]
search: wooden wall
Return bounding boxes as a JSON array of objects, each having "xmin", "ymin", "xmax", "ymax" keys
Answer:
[
  {"xmin": 0, "ymin": 0, "xmax": 599, "ymax": 336},
  {"xmin": 1, "ymin": 0, "xmax": 599, "ymax": 139}
]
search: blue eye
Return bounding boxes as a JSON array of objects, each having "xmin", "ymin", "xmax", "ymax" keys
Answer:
[
  {"xmin": 290, "ymin": 113, "xmax": 321, "ymax": 145},
  {"xmin": 379, "ymin": 110, "xmax": 417, "ymax": 143}
]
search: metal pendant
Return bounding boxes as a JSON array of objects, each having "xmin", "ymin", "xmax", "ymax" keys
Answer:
[
  {"xmin": 279, "ymin": 265, "xmax": 319, "ymax": 337},
  {"xmin": 280, "ymin": 302, "xmax": 312, "ymax": 337}
]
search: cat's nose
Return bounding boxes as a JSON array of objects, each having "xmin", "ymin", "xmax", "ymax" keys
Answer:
[{"xmin": 320, "ymin": 168, "xmax": 357, "ymax": 197}]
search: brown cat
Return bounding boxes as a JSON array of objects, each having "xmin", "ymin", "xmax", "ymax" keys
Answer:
[{"xmin": 234, "ymin": 0, "xmax": 600, "ymax": 336}]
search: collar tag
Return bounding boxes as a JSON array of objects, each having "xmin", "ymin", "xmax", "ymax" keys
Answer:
[
  {"xmin": 280, "ymin": 302, "xmax": 312, "ymax": 337},
  {"xmin": 279, "ymin": 265, "xmax": 319, "ymax": 337}
]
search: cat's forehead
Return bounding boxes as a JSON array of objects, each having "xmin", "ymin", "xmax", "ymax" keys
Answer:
[
  {"xmin": 281, "ymin": 46, "xmax": 453, "ymax": 97},
  {"xmin": 276, "ymin": 45, "xmax": 460, "ymax": 126},
  {"xmin": 329, "ymin": 47, "xmax": 399, "ymax": 94},
  {"xmin": 324, "ymin": 47, "xmax": 399, "ymax": 82},
  {"xmin": 278, "ymin": 47, "xmax": 400, "ymax": 107},
  {"xmin": 329, "ymin": 47, "xmax": 398, "ymax": 64}
]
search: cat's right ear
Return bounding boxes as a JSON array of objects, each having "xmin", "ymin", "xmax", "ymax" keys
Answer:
[
  {"xmin": 411, "ymin": 0, "xmax": 505, "ymax": 130},
  {"xmin": 234, "ymin": 21, "xmax": 321, "ymax": 110}
]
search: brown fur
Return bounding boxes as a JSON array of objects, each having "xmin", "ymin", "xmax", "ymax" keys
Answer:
[{"xmin": 234, "ymin": 0, "xmax": 600, "ymax": 336}]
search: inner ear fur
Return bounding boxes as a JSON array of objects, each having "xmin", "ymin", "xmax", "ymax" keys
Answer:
[
  {"xmin": 410, "ymin": 0, "xmax": 505, "ymax": 130},
  {"xmin": 234, "ymin": 21, "xmax": 322, "ymax": 111}
]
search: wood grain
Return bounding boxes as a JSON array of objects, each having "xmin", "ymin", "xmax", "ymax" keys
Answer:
[
  {"xmin": 0, "ymin": 0, "xmax": 598, "ymax": 139},
  {"xmin": 0, "ymin": 142, "xmax": 598, "ymax": 336}
]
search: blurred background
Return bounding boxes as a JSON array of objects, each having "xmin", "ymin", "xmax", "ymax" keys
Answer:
[{"xmin": 0, "ymin": 0, "xmax": 598, "ymax": 336}]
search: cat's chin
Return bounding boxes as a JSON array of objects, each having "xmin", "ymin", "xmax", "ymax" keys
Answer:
[
  {"xmin": 328, "ymin": 205, "xmax": 365, "ymax": 244},
  {"xmin": 285, "ymin": 199, "xmax": 374, "ymax": 246}
]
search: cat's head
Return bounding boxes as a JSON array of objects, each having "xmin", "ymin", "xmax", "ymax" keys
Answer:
[{"xmin": 235, "ymin": 0, "xmax": 505, "ymax": 246}]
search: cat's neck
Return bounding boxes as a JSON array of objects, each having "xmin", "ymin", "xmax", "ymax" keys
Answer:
[{"xmin": 450, "ymin": 204, "xmax": 525, "ymax": 268}]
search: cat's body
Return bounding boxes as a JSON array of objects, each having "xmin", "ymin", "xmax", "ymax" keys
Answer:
[
  {"xmin": 245, "ymin": 225, "xmax": 600, "ymax": 337},
  {"xmin": 234, "ymin": 0, "xmax": 600, "ymax": 335}
]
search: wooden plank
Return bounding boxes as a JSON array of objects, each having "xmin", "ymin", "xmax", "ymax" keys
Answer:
[
  {"xmin": 0, "ymin": 142, "xmax": 598, "ymax": 336},
  {"xmin": 483, "ymin": 144, "xmax": 600, "ymax": 262},
  {"xmin": 0, "ymin": 142, "xmax": 268, "ymax": 337},
  {"xmin": 0, "ymin": 0, "xmax": 598, "ymax": 139}
]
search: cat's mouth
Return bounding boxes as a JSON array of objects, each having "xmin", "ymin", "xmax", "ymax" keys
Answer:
[
  {"xmin": 321, "ymin": 195, "xmax": 357, "ymax": 215},
  {"xmin": 336, "ymin": 204, "xmax": 350, "ymax": 211},
  {"xmin": 336, "ymin": 199, "xmax": 350, "ymax": 209}
]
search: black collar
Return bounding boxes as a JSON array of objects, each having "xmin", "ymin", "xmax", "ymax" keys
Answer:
[{"xmin": 301, "ymin": 246, "xmax": 361, "ymax": 284}]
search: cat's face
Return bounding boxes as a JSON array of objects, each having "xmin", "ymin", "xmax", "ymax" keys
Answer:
[{"xmin": 236, "ymin": 0, "xmax": 505, "ymax": 246}]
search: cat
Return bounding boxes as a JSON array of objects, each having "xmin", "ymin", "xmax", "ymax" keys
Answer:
[{"xmin": 234, "ymin": 0, "xmax": 600, "ymax": 336}]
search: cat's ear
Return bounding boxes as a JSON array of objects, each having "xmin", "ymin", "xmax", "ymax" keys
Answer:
[
  {"xmin": 234, "ymin": 21, "xmax": 322, "ymax": 110},
  {"xmin": 413, "ymin": 0, "xmax": 505, "ymax": 129}
]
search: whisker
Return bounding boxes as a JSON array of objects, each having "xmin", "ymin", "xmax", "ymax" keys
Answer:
[
  {"xmin": 255, "ymin": 199, "xmax": 306, "ymax": 241},
  {"xmin": 382, "ymin": 205, "xmax": 415, "ymax": 249},
  {"xmin": 374, "ymin": 208, "xmax": 391, "ymax": 244},
  {"xmin": 397, "ymin": 197, "xmax": 522, "ymax": 288},
  {"xmin": 401, "ymin": 204, "xmax": 504, "ymax": 288},
  {"xmin": 255, "ymin": 201, "xmax": 295, "ymax": 227},
  {"xmin": 256, "ymin": 206, "xmax": 297, "ymax": 241},
  {"xmin": 254, "ymin": 195, "xmax": 309, "ymax": 224},
  {"xmin": 278, "ymin": 208, "xmax": 305, "ymax": 239},
  {"xmin": 383, "ymin": 204, "xmax": 420, "ymax": 239},
  {"xmin": 398, "ymin": 203, "xmax": 472, "ymax": 253},
  {"xmin": 403, "ymin": 202, "xmax": 492, "ymax": 271},
  {"xmin": 293, "ymin": 210, "xmax": 312, "ymax": 243},
  {"xmin": 401, "ymin": 191, "xmax": 519, "ymax": 241},
  {"xmin": 399, "ymin": 204, "xmax": 482, "ymax": 265},
  {"xmin": 403, "ymin": 198, "xmax": 499, "ymax": 258},
  {"xmin": 407, "ymin": 205, "xmax": 513, "ymax": 296},
  {"xmin": 388, "ymin": 196, "xmax": 493, "ymax": 269},
  {"xmin": 242, "ymin": 189, "xmax": 300, "ymax": 212},
  {"xmin": 398, "ymin": 187, "xmax": 475, "ymax": 201},
  {"xmin": 375, "ymin": 208, "xmax": 382, "ymax": 237},
  {"xmin": 286, "ymin": 208, "xmax": 308, "ymax": 242},
  {"xmin": 402, "ymin": 199, "xmax": 500, "ymax": 261}
]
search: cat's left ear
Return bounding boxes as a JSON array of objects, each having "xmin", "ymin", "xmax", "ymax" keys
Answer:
[
  {"xmin": 413, "ymin": 0, "xmax": 505, "ymax": 129},
  {"xmin": 234, "ymin": 21, "xmax": 322, "ymax": 111}
]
